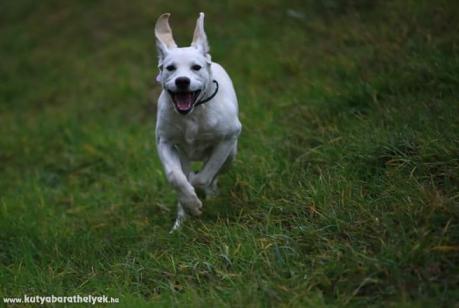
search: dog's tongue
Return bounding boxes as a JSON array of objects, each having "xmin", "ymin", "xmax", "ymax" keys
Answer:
[{"xmin": 175, "ymin": 93, "xmax": 194, "ymax": 111}]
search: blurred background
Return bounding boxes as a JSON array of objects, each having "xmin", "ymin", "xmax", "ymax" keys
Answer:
[{"xmin": 1, "ymin": 0, "xmax": 458, "ymax": 306}]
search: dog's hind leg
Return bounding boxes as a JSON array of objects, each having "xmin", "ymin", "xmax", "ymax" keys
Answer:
[
  {"xmin": 204, "ymin": 178, "xmax": 219, "ymax": 199},
  {"xmin": 170, "ymin": 202, "xmax": 187, "ymax": 233}
]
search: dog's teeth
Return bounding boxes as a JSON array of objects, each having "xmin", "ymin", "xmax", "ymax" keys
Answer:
[{"xmin": 173, "ymin": 92, "xmax": 195, "ymax": 111}]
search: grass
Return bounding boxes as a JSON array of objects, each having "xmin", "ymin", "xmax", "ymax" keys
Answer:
[{"xmin": 1, "ymin": 0, "xmax": 458, "ymax": 306}]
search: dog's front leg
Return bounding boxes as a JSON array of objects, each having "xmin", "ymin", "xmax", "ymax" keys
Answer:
[
  {"xmin": 190, "ymin": 136, "xmax": 238, "ymax": 191},
  {"xmin": 157, "ymin": 138, "xmax": 203, "ymax": 220}
]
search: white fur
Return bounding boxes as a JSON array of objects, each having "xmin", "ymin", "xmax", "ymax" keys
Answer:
[{"xmin": 154, "ymin": 13, "xmax": 241, "ymax": 231}]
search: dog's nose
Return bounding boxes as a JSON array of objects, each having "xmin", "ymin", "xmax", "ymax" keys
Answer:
[{"xmin": 175, "ymin": 77, "xmax": 190, "ymax": 89}]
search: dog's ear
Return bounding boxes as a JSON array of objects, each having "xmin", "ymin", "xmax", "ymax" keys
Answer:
[
  {"xmin": 155, "ymin": 13, "xmax": 177, "ymax": 63},
  {"xmin": 191, "ymin": 12, "xmax": 209, "ymax": 56}
]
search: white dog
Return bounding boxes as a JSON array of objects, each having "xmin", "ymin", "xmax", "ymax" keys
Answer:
[{"xmin": 154, "ymin": 12, "xmax": 241, "ymax": 231}]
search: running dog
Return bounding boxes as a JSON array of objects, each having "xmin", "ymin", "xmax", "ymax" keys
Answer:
[{"xmin": 154, "ymin": 12, "xmax": 241, "ymax": 231}]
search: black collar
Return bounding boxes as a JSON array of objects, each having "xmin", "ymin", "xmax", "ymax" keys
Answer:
[{"xmin": 195, "ymin": 80, "xmax": 219, "ymax": 107}]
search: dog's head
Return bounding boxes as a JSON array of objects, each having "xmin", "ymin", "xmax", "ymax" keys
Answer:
[{"xmin": 155, "ymin": 12, "xmax": 212, "ymax": 115}]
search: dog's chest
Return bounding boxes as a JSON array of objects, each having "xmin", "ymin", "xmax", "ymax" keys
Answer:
[
  {"xmin": 174, "ymin": 116, "xmax": 220, "ymax": 160},
  {"xmin": 183, "ymin": 118, "xmax": 200, "ymax": 144}
]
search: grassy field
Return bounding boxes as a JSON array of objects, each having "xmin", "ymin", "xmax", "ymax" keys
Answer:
[{"xmin": 1, "ymin": 0, "xmax": 459, "ymax": 306}]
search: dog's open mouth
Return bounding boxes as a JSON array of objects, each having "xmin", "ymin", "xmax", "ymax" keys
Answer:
[{"xmin": 168, "ymin": 90, "xmax": 201, "ymax": 114}]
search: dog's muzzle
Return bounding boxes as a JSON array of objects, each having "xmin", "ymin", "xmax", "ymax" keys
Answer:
[{"xmin": 168, "ymin": 90, "xmax": 202, "ymax": 114}]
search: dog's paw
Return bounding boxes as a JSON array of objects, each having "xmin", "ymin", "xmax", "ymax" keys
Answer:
[
  {"xmin": 179, "ymin": 194, "xmax": 203, "ymax": 216},
  {"xmin": 189, "ymin": 172, "xmax": 209, "ymax": 190}
]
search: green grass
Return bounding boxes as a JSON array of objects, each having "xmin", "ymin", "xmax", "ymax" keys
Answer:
[{"xmin": 1, "ymin": 0, "xmax": 459, "ymax": 306}]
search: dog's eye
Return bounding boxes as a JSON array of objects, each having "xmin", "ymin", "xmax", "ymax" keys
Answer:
[
  {"xmin": 166, "ymin": 65, "xmax": 176, "ymax": 71},
  {"xmin": 191, "ymin": 64, "xmax": 202, "ymax": 71}
]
